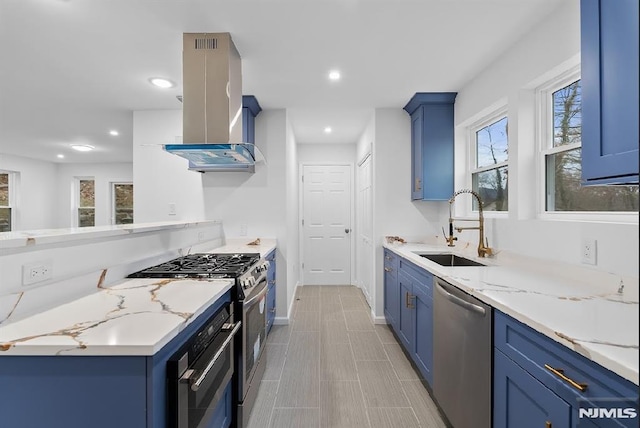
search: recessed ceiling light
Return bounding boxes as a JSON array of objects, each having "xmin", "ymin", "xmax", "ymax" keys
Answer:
[
  {"xmin": 328, "ymin": 70, "xmax": 341, "ymax": 81},
  {"xmin": 149, "ymin": 77, "xmax": 175, "ymax": 89},
  {"xmin": 109, "ymin": 130, "xmax": 119, "ymax": 136},
  {"xmin": 71, "ymin": 144, "xmax": 94, "ymax": 152},
  {"xmin": 57, "ymin": 154, "xmax": 65, "ymax": 159},
  {"xmin": 324, "ymin": 127, "xmax": 332, "ymax": 134}
]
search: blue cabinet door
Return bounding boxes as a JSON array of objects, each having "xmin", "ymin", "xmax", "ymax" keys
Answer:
[
  {"xmin": 494, "ymin": 349, "xmax": 572, "ymax": 428},
  {"xmin": 397, "ymin": 271, "xmax": 414, "ymax": 350},
  {"xmin": 266, "ymin": 249, "xmax": 276, "ymax": 334},
  {"xmin": 383, "ymin": 250, "xmax": 399, "ymax": 330},
  {"xmin": 412, "ymin": 281, "xmax": 433, "ymax": 386},
  {"xmin": 411, "ymin": 109, "xmax": 424, "ymax": 200},
  {"xmin": 404, "ymin": 93, "xmax": 457, "ymax": 200},
  {"xmin": 581, "ymin": 0, "xmax": 639, "ymax": 184}
]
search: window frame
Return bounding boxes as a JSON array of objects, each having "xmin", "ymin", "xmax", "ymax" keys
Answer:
[
  {"xmin": 536, "ymin": 66, "xmax": 638, "ymax": 223},
  {"xmin": 74, "ymin": 177, "xmax": 96, "ymax": 228},
  {"xmin": 110, "ymin": 181, "xmax": 134, "ymax": 225},
  {"xmin": 467, "ymin": 107, "xmax": 510, "ymax": 218},
  {"xmin": 0, "ymin": 170, "xmax": 16, "ymax": 232}
]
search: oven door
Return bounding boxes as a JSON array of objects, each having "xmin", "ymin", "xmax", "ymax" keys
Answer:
[
  {"xmin": 171, "ymin": 320, "xmax": 241, "ymax": 428},
  {"xmin": 241, "ymin": 278, "xmax": 268, "ymax": 398}
]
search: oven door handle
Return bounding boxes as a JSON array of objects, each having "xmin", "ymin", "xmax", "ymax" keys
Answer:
[
  {"xmin": 243, "ymin": 280, "xmax": 268, "ymax": 307},
  {"xmin": 187, "ymin": 321, "xmax": 242, "ymax": 392}
]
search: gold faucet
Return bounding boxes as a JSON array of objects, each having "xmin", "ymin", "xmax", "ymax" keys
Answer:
[{"xmin": 447, "ymin": 189, "xmax": 493, "ymax": 258}]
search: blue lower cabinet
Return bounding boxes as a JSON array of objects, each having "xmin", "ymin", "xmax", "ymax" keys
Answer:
[
  {"xmin": 0, "ymin": 356, "xmax": 147, "ymax": 428},
  {"xmin": 494, "ymin": 349, "xmax": 572, "ymax": 428},
  {"xmin": 388, "ymin": 254, "xmax": 434, "ymax": 387},
  {"xmin": 397, "ymin": 271, "xmax": 414, "ymax": 350},
  {"xmin": 413, "ymin": 282, "xmax": 433, "ymax": 385},
  {"xmin": 383, "ymin": 249, "xmax": 399, "ymax": 330},
  {"xmin": 265, "ymin": 249, "xmax": 276, "ymax": 334}
]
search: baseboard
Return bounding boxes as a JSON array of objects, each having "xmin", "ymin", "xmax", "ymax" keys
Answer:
[
  {"xmin": 273, "ymin": 317, "xmax": 289, "ymax": 325},
  {"xmin": 372, "ymin": 313, "xmax": 387, "ymax": 325}
]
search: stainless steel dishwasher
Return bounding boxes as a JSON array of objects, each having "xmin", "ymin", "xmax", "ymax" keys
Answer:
[{"xmin": 433, "ymin": 277, "xmax": 492, "ymax": 428}]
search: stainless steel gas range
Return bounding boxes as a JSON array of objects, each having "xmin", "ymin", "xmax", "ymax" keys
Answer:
[{"xmin": 128, "ymin": 252, "xmax": 270, "ymax": 428}]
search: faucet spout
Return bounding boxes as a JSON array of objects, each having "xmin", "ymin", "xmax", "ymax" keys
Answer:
[{"xmin": 448, "ymin": 189, "xmax": 493, "ymax": 258}]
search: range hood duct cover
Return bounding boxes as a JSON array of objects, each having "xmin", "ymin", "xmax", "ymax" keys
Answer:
[{"xmin": 164, "ymin": 32, "xmax": 262, "ymax": 173}]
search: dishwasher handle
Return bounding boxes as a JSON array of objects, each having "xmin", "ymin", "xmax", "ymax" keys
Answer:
[{"xmin": 435, "ymin": 279, "xmax": 486, "ymax": 316}]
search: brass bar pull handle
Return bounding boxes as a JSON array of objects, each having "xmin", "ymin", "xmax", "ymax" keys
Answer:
[
  {"xmin": 544, "ymin": 364, "xmax": 588, "ymax": 392},
  {"xmin": 407, "ymin": 293, "xmax": 416, "ymax": 309},
  {"xmin": 545, "ymin": 421, "xmax": 552, "ymax": 428},
  {"xmin": 405, "ymin": 292, "xmax": 409, "ymax": 308},
  {"xmin": 384, "ymin": 267, "xmax": 392, "ymax": 272},
  {"xmin": 385, "ymin": 256, "xmax": 392, "ymax": 261}
]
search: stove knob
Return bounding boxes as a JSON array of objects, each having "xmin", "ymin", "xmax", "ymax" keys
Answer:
[
  {"xmin": 241, "ymin": 279, "xmax": 250, "ymax": 289},
  {"xmin": 249, "ymin": 277, "xmax": 256, "ymax": 286}
]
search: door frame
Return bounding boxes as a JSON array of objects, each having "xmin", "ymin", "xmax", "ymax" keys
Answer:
[{"xmin": 298, "ymin": 162, "xmax": 356, "ymax": 287}]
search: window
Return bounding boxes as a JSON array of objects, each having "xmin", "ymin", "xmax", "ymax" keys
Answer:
[
  {"xmin": 0, "ymin": 172, "xmax": 13, "ymax": 232},
  {"xmin": 112, "ymin": 183, "xmax": 133, "ymax": 225},
  {"xmin": 78, "ymin": 179, "xmax": 95, "ymax": 227},
  {"xmin": 472, "ymin": 115, "xmax": 508, "ymax": 211},
  {"xmin": 541, "ymin": 77, "xmax": 638, "ymax": 212}
]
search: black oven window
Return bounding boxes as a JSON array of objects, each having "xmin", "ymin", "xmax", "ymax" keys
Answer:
[{"xmin": 245, "ymin": 295, "xmax": 267, "ymax": 380}]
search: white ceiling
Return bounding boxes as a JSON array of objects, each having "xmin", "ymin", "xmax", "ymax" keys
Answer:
[{"xmin": 0, "ymin": 0, "xmax": 566, "ymax": 163}]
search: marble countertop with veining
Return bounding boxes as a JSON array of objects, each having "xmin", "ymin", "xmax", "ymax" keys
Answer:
[
  {"xmin": 206, "ymin": 238, "xmax": 277, "ymax": 258},
  {"xmin": 0, "ymin": 277, "xmax": 234, "ymax": 356},
  {"xmin": 384, "ymin": 242, "xmax": 639, "ymax": 385}
]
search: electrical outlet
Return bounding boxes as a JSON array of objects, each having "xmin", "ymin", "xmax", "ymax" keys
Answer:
[
  {"xmin": 22, "ymin": 261, "xmax": 53, "ymax": 286},
  {"xmin": 240, "ymin": 223, "xmax": 248, "ymax": 236},
  {"xmin": 198, "ymin": 231, "xmax": 205, "ymax": 242},
  {"xmin": 168, "ymin": 203, "xmax": 176, "ymax": 216},
  {"xmin": 581, "ymin": 238, "xmax": 597, "ymax": 265}
]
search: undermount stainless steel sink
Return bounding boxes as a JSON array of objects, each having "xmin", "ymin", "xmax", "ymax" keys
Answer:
[{"xmin": 416, "ymin": 253, "xmax": 486, "ymax": 267}]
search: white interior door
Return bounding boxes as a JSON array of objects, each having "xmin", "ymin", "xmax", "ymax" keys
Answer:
[
  {"xmin": 357, "ymin": 154, "xmax": 373, "ymax": 305},
  {"xmin": 302, "ymin": 165, "xmax": 352, "ymax": 285}
]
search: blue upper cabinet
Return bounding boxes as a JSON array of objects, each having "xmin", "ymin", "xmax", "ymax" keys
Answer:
[
  {"xmin": 403, "ymin": 93, "xmax": 457, "ymax": 200},
  {"xmin": 242, "ymin": 95, "xmax": 262, "ymax": 145},
  {"xmin": 580, "ymin": 0, "xmax": 639, "ymax": 184}
]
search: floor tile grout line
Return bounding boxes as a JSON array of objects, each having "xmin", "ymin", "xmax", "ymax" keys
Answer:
[{"xmin": 346, "ymin": 293, "xmax": 373, "ymax": 428}]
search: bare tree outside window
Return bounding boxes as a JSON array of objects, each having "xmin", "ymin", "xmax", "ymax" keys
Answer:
[
  {"xmin": 0, "ymin": 173, "xmax": 11, "ymax": 232},
  {"xmin": 546, "ymin": 80, "xmax": 638, "ymax": 212},
  {"xmin": 473, "ymin": 116, "xmax": 508, "ymax": 211},
  {"xmin": 113, "ymin": 183, "xmax": 133, "ymax": 225},
  {"xmin": 78, "ymin": 179, "xmax": 95, "ymax": 227}
]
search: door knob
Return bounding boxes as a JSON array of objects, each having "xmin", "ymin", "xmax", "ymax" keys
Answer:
[{"xmin": 345, "ymin": 228, "xmax": 351, "ymax": 234}]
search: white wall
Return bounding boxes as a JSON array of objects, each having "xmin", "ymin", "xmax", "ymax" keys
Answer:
[
  {"xmin": 55, "ymin": 163, "xmax": 133, "ymax": 228},
  {"xmin": 297, "ymin": 144, "xmax": 356, "ymax": 164},
  {"xmin": 284, "ymin": 116, "xmax": 299, "ymax": 320},
  {"xmin": 0, "ymin": 154, "xmax": 58, "ymax": 231},
  {"xmin": 372, "ymin": 109, "xmax": 447, "ymax": 316},
  {"xmin": 132, "ymin": 110, "xmax": 206, "ymax": 223},
  {"xmin": 453, "ymin": 0, "xmax": 638, "ymax": 277}
]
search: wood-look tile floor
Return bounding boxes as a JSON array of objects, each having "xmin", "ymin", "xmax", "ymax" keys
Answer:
[{"xmin": 247, "ymin": 285, "xmax": 447, "ymax": 428}]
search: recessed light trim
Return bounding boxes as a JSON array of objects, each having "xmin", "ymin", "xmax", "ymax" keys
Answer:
[
  {"xmin": 109, "ymin": 130, "xmax": 119, "ymax": 136},
  {"xmin": 149, "ymin": 77, "xmax": 175, "ymax": 89},
  {"xmin": 324, "ymin": 127, "xmax": 332, "ymax": 134},
  {"xmin": 57, "ymin": 154, "xmax": 65, "ymax": 159},
  {"xmin": 71, "ymin": 144, "xmax": 94, "ymax": 152},
  {"xmin": 328, "ymin": 70, "xmax": 341, "ymax": 81}
]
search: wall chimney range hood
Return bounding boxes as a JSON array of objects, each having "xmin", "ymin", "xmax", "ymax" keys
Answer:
[{"xmin": 164, "ymin": 33, "xmax": 263, "ymax": 173}]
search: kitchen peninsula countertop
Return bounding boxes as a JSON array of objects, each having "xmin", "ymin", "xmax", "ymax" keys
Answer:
[
  {"xmin": 0, "ymin": 238, "xmax": 276, "ymax": 356},
  {"xmin": 384, "ymin": 242, "xmax": 639, "ymax": 385},
  {"xmin": 0, "ymin": 277, "xmax": 234, "ymax": 356}
]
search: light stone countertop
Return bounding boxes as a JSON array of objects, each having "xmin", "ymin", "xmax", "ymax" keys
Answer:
[
  {"xmin": 0, "ymin": 238, "xmax": 276, "ymax": 357},
  {"xmin": 384, "ymin": 242, "xmax": 639, "ymax": 385},
  {"xmin": 0, "ymin": 277, "xmax": 234, "ymax": 356}
]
